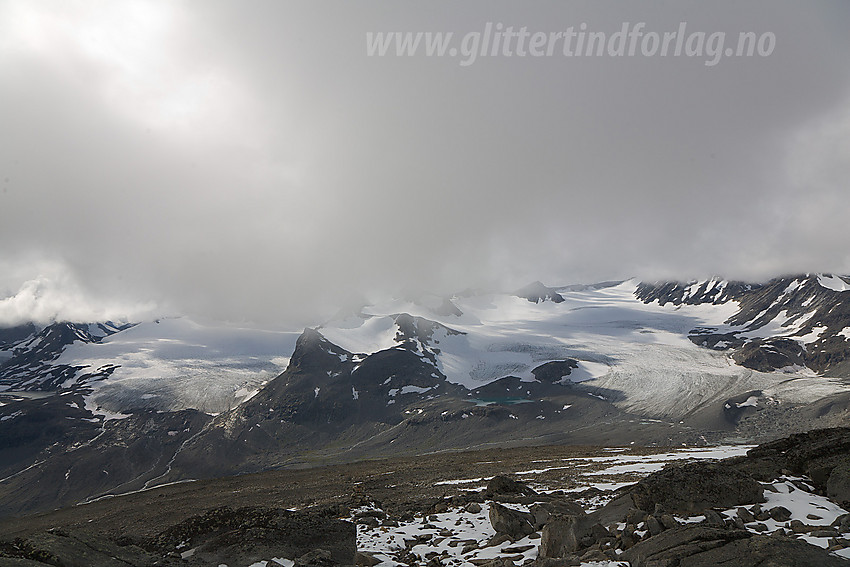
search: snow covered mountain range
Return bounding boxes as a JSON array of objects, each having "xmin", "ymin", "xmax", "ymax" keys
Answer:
[{"xmin": 2, "ymin": 274, "xmax": 850, "ymax": 517}]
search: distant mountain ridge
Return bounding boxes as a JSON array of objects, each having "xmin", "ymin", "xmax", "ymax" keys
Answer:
[
  {"xmin": 637, "ymin": 274, "xmax": 850, "ymax": 375},
  {"xmin": 2, "ymin": 275, "xmax": 850, "ymax": 519},
  {"xmin": 0, "ymin": 321, "xmax": 132, "ymax": 391}
]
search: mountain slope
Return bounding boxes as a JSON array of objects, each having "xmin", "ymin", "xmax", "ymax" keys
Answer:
[
  {"xmin": 637, "ymin": 274, "xmax": 850, "ymax": 375},
  {"xmin": 2, "ymin": 275, "xmax": 850, "ymax": 519},
  {"xmin": 166, "ymin": 323, "xmax": 644, "ymax": 480},
  {"xmin": 0, "ymin": 322, "xmax": 130, "ymax": 391}
]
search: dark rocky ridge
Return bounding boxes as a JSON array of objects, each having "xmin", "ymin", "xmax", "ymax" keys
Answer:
[
  {"xmin": 638, "ymin": 275, "xmax": 850, "ymax": 375},
  {"xmin": 163, "ymin": 324, "xmax": 646, "ymax": 481},
  {"xmin": 0, "ymin": 507, "xmax": 355, "ymax": 567},
  {"xmin": 514, "ymin": 281, "xmax": 565, "ymax": 303},
  {"xmin": 0, "ymin": 323, "xmax": 36, "ymax": 349},
  {"xmin": 727, "ymin": 427, "xmax": 850, "ymax": 507},
  {"xmin": 0, "ymin": 322, "xmax": 130, "ymax": 391},
  {"xmin": 629, "ymin": 460, "xmax": 765, "ymax": 514}
]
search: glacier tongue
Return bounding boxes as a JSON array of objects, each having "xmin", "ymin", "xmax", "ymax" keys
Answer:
[
  {"xmin": 55, "ymin": 317, "xmax": 301, "ymax": 414},
  {"xmin": 314, "ymin": 280, "xmax": 848, "ymax": 418}
]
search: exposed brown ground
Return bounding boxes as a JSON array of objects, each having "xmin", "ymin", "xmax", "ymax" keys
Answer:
[{"xmin": 0, "ymin": 443, "xmax": 675, "ymax": 540}]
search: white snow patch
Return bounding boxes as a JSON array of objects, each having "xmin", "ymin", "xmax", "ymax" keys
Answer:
[
  {"xmin": 233, "ymin": 386, "xmax": 260, "ymax": 403},
  {"xmin": 388, "ymin": 385, "xmax": 433, "ymax": 397},
  {"xmin": 736, "ymin": 396, "xmax": 758, "ymax": 408},
  {"xmin": 566, "ymin": 360, "xmax": 610, "ymax": 383},
  {"xmin": 781, "ymin": 280, "xmax": 803, "ymax": 296},
  {"xmin": 84, "ymin": 396, "xmax": 130, "ymax": 421},
  {"xmin": 722, "ymin": 476, "xmax": 850, "ymax": 553},
  {"xmin": 570, "ymin": 445, "xmax": 753, "ymax": 480},
  {"xmin": 318, "ymin": 315, "xmax": 398, "ymax": 356},
  {"xmin": 818, "ymin": 274, "xmax": 850, "ymax": 292},
  {"xmin": 797, "ymin": 325, "xmax": 828, "ymax": 344},
  {"xmin": 433, "ymin": 476, "xmax": 486, "ymax": 486},
  {"xmin": 56, "ymin": 317, "xmax": 298, "ymax": 414},
  {"xmin": 357, "ymin": 502, "xmax": 542, "ymax": 566}
]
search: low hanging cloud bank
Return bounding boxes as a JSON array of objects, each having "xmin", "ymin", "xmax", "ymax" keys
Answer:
[
  {"xmin": 0, "ymin": 260, "xmax": 159, "ymax": 327},
  {"xmin": 1, "ymin": 1, "xmax": 849, "ymax": 327},
  {"xmin": 0, "ymin": 278, "xmax": 155, "ymax": 328}
]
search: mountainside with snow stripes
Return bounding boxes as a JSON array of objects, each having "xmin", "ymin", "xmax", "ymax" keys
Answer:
[{"xmin": 637, "ymin": 274, "xmax": 850, "ymax": 375}]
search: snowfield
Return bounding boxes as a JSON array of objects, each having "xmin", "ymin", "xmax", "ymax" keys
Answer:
[
  {"xmin": 320, "ymin": 281, "xmax": 849, "ymax": 419},
  {"xmin": 818, "ymin": 274, "xmax": 850, "ymax": 293},
  {"xmin": 56, "ymin": 317, "xmax": 300, "ymax": 414}
]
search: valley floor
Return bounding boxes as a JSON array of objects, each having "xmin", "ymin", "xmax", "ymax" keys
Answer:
[{"xmin": 0, "ymin": 443, "xmax": 744, "ymax": 540}]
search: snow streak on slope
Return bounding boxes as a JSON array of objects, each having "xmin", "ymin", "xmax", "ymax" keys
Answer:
[
  {"xmin": 56, "ymin": 318, "xmax": 300, "ymax": 414},
  {"xmin": 818, "ymin": 274, "xmax": 850, "ymax": 292},
  {"xmin": 319, "ymin": 281, "xmax": 848, "ymax": 419},
  {"xmin": 318, "ymin": 315, "xmax": 400, "ymax": 356}
]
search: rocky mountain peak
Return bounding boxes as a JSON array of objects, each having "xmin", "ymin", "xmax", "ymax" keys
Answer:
[
  {"xmin": 514, "ymin": 281, "xmax": 565, "ymax": 303},
  {"xmin": 287, "ymin": 327, "xmax": 353, "ymax": 373}
]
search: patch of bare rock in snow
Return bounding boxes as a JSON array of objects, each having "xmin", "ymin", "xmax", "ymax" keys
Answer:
[{"xmin": 355, "ymin": 429, "xmax": 850, "ymax": 567}]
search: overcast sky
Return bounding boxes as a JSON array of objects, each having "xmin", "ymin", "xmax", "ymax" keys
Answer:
[{"xmin": 1, "ymin": 1, "xmax": 849, "ymax": 326}]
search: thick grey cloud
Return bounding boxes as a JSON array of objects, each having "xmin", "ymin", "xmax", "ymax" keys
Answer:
[{"xmin": 1, "ymin": 1, "xmax": 849, "ymax": 325}]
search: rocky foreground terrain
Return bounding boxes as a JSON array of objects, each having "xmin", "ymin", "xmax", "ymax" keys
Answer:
[{"xmin": 4, "ymin": 428, "xmax": 850, "ymax": 566}]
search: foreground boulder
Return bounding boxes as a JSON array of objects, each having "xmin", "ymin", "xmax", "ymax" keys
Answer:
[
  {"xmin": 485, "ymin": 475, "xmax": 537, "ymax": 498},
  {"xmin": 538, "ymin": 516, "xmax": 584, "ymax": 558},
  {"xmin": 620, "ymin": 526, "xmax": 749, "ymax": 565},
  {"xmin": 0, "ymin": 529, "xmax": 158, "ymax": 567},
  {"xmin": 829, "ymin": 462, "xmax": 850, "ymax": 508},
  {"xmin": 530, "ymin": 500, "xmax": 586, "ymax": 529},
  {"xmin": 488, "ymin": 503, "xmax": 536, "ymax": 540},
  {"xmin": 687, "ymin": 535, "xmax": 850, "ymax": 566},
  {"xmin": 731, "ymin": 427, "xmax": 850, "ymax": 485},
  {"xmin": 630, "ymin": 460, "xmax": 764, "ymax": 514},
  {"xmin": 622, "ymin": 524, "xmax": 849, "ymax": 566},
  {"xmin": 0, "ymin": 506, "xmax": 355, "ymax": 567},
  {"xmin": 149, "ymin": 506, "xmax": 355, "ymax": 566}
]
